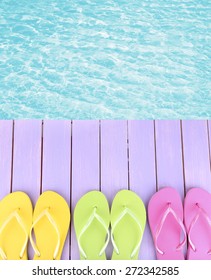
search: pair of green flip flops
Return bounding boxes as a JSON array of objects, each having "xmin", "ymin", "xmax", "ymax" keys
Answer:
[{"xmin": 74, "ymin": 190, "xmax": 146, "ymax": 260}]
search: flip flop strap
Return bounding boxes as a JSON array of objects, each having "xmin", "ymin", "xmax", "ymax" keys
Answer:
[
  {"xmin": 0, "ymin": 209, "xmax": 28, "ymax": 260},
  {"xmin": 111, "ymin": 207, "xmax": 143, "ymax": 258},
  {"xmin": 155, "ymin": 203, "xmax": 186, "ymax": 255},
  {"xmin": 78, "ymin": 207, "xmax": 109, "ymax": 259},
  {"xmin": 30, "ymin": 208, "xmax": 60, "ymax": 260},
  {"xmin": 188, "ymin": 203, "xmax": 211, "ymax": 254}
]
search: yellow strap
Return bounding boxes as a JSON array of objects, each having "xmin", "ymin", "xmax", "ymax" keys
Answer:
[
  {"xmin": 30, "ymin": 208, "xmax": 60, "ymax": 260},
  {"xmin": 0, "ymin": 209, "xmax": 28, "ymax": 260}
]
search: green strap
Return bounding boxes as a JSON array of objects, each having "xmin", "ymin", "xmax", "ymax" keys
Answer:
[
  {"xmin": 111, "ymin": 207, "xmax": 143, "ymax": 258},
  {"xmin": 78, "ymin": 207, "xmax": 109, "ymax": 259}
]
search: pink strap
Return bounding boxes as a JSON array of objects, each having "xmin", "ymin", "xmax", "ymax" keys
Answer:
[
  {"xmin": 155, "ymin": 203, "xmax": 186, "ymax": 255},
  {"xmin": 188, "ymin": 203, "xmax": 211, "ymax": 254}
]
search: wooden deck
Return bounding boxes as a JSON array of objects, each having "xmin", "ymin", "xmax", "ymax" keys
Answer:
[{"xmin": 0, "ymin": 120, "xmax": 211, "ymax": 260}]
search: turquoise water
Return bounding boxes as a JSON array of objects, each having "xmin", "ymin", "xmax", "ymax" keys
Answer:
[{"xmin": 0, "ymin": 0, "xmax": 210, "ymax": 119}]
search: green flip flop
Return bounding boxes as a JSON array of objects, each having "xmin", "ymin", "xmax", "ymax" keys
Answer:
[
  {"xmin": 111, "ymin": 190, "xmax": 146, "ymax": 260},
  {"xmin": 74, "ymin": 191, "xmax": 110, "ymax": 260}
]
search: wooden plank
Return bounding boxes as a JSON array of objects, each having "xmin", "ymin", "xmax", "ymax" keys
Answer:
[
  {"xmin": 42, "ymin": 120, "xmax": 71, "ymax": 260},
  {"xmin": 128, "ymin": 120, "xmax": 156, "ymax": 260},
  {"xmin": 101, "ymin": 120, "xmax": 128, "ymax": 202},
  {"xmin": 155, "ymin": 120, "xmax": 184, "ymax": 198},
  {"xmin": 101, "ymin": 120, "xmax": 128, "ymax": 258},
  {"xmin": 12, "ymin": 120, "xmax": 42, "ymax": 203},
  {"xmin": 208, "ymin": 121, "xmax": 211, "ymax": 180},
  {"xmin": 71, "ymin": 120, "xmax": 100, "ymax": 259},
  {"xmin": 0, "ymin": 120, "xmax": 13, "ymax": 200},
  {"xmin": 182, "ymin": 120, "xmax": 211, "ymax": 193},
  {"xmin": 155, "ymin": 120, "xmax": 187, "ymax": 256},
  {"xmin": 12, "ymin": 120, "xmax": 42, "ymax": 260}
]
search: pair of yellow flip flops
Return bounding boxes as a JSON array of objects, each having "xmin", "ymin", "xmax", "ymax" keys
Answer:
[
  {"xmin": 74, "ymin": 190, "xmax": 146, "ymax": 260},
  {"xmin": 0, "ymin": 191, "xmax": 70, "ymax": 260}
]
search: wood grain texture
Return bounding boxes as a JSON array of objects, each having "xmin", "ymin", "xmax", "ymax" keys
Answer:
[
  {"xmin": 182, "ymin": 120, "xmax": 211, "ymax": 193},
  {"xmin": 101, "ymin": 120, "xmax": 128, "ymax": 203},
  {"xmin": 0, "ymin": 120, "xmax": 13, "ymax": 199},
  {"xmin": 12, "ymin": 120, "xmax": 42, "ymax": 203},
  {"xmin": 12, "ymin": 120, "xmax": 42, "ymax": 260},
  {"xmin": 71, "ymin": 120, "xmax": 100, "ymax": 259},
  {"xmin": 128, "ymin": 120, "xmax": 156, "ymax": 260},
  {"xmin": 42, "ymin": 120, "xmax": 71, "ymax": 260},
  {"xmin": 0, "ymin": 119, "xmax": 210, "ymax": 260},
  {"xmin": 208, "ymin": 120, "xmax": 211, "ymax": 186},
  {"xmin": 101, "ymin": 120, "xmax": 128, "ymax": 259},
  {"xmin": 155, "ymin": 120, "xmax": 184, "ymax": 199}
]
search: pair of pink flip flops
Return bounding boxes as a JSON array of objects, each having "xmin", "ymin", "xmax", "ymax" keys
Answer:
[{"xmin": 148, "ymin": 187, "xmax": 211, "ymax": 260}]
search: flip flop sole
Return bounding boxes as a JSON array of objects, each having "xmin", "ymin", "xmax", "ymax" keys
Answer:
[
  {"xmin": 0, "ymin": 192, "xmax": 32, "ymax": 260},
  {"xmin": 148, "ymin": 187, "xmax": 185, "ymax": 260},
  {"xmin": 184, "ymin": 188, "xmax": 211, "ymax": 260},
  {"xmin": 32, "ymin": 191, "xmax": 70, "ymax": 260},
  {"xmin": 74, "ymin": 191, "xmax": 110, "ymax": 260},
  {"xmin": 111, "ymin": 190, "xmax": 146, "ymax": 260}
]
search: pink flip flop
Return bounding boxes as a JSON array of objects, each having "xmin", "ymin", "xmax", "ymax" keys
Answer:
[
  {"xmin": 148, "ymin": 187, "xmax": 186, "ymax": 260},
  {"xmin": 184, "ymin": 188, "xmax": 211, "ymax": 260}
]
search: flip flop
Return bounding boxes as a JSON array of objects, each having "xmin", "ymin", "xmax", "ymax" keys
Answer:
[
  {"xmin": 184, "ymin": 188, "xmax": 211, "ymax": 260},
  {"xmin": 148, "ymin": 187, "xmax": 186, "ymax": 260},
  {"xmin": 74, "ymin": 191, "xmax": 110, "ymax": 260},
  {"xmin": 30, "ymin": 191, "xmax": 70, "ymax": 260},
  {"xmin": 111, "ymin": 190, "xmax": 146, "ymax": 260},
  {"xmin": 0, "ymin": 192, "xmax": 32, "ymax": 260}
]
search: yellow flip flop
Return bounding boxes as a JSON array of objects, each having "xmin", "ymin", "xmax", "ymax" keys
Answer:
[
  {"xmin": 30, "ymin": 191, "xmax": 70, "ymax": 260},
  {"xmin": 74, "ymin": 191, "xmax": 110, "ymax": 260},
  {"xmin": 111, "ymin": 190, "xmax": 146, "ymax": 260},
  {"xmin": 0, "ymin": 192, "xmax": 33, "ymax": 260}
]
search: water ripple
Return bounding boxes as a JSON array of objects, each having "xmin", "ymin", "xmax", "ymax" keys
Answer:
[{"xmin": 0, "ymin": 0, "xmax": 210, "ymax": 119}]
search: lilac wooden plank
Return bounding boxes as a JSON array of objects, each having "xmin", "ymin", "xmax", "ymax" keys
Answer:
[
  {"xmin": 0, "ymin": 120, "xmax": 13, "ymax": 200},
  {"xmin": 182, "ymin": 120, "xmax": 211, "ymax": 193},
  {"xmin": 155, "ymin": 120, "xmax": 184, "ymax": 199},
  {"xmin": 155, "ymin": 120, "xmax": 187, "ymax": 257},
  {"xmin": 208, "ymin": 121, "xmax": 211, "ymax": 176},
  {"xmin": 71, "ymin": 120, "xmax": 100, "ymax": 260},
  {"xmin": 101, "ymin": 120, "xmax": 128, "ymax": 202},
  {"xmin": 12, "ymin": 120, "xmax": 42, "ymax": 260},
  {"xmin": 101, "ymin": 120, "xmax": 128, "ymax": 259},
  {"xmin": 42, "ymin": 120, "xmax": 71, "ymax": 260},
  {"xmin": 12, "ymin": 120, "xmax": 42, "ymax": 203},
  {"xmin": 128, "ymin": 120, "xmax": 156, "ymax": 260}
]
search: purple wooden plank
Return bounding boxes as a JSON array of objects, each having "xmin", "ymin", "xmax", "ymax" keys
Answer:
[
  {"xmin": 12, "ymin": 120, "xmax": 42, "ymax": 203},
  {"xmin": 128, "ymin": 120, "xmax": 156, "ymax": 260},
  {"xmin": 155, "ymin": 120, "xmax": 187, "ymax": 257},
  {"xmin": 155, "ymin": 120, "xmax": 184, "ymax": 199},
  {"xmin": 208, "ymin": 121, "xmax": 211, "ymax": 175},
  {"xmin": 182, "ymin": 120, "xmax": 211, "ymax": 193},
  {"xmin": 0, "ymin": 120, "xmax": 13, "ymax": 200},
  {"xmin": 42, "ymin": 120, "xmax": 71, "ymax": 260},
  {"xmin": 101, "ymin": 120, "xmax": 128, "ymax": 259},
  {"xmin": 12, "ymin": 120, "xmax": 42, "ymax": 260},
  {"xmin": 71, "ymin": 120, "xmax": 100, "ymax": 259},
  {"xmin": 101, "ymin": 120, "xmax": 128, "ymax": 202}
]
